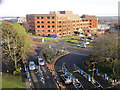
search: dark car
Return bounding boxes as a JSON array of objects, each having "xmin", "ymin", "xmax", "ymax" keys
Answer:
[
  {"xmin": 87, "ymin": 37, "xmax": 95, "ymax": 40},
  {"xmin": 80, "ymin": 37, "xmax": 85, "ymax": 41}
]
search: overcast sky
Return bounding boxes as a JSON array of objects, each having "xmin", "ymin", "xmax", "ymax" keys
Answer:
[{"xmin": 0, "ymin": 0, "xmax": 119, "ymax": 17}]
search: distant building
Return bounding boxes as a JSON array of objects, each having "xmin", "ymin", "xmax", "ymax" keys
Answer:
[
  {"xmin": 98, "ymin": 24, "xmax": 110, "ymax": 31},
  {"xmin": 1, "ymin": 17, "xmax": 26, "ymax": 25},
  {"xmin": 26, "ymin": 11, "xmax": 98, "ymax": 37}
]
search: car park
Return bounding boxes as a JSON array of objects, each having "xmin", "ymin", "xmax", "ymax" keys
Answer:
[
  {"xmin": 29, "ymin": 61, "xmax": 36, "ymax": 70},
  {"xmin": 38, "ymin": 57, "xmax": 45, "ymax": 66}
]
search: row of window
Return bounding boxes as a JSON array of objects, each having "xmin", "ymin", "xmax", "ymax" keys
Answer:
[
  {"xmin": 36, "ymin": 25, "xmax": 94, "ymax": 28},
  {"xmin": 37, "ymin": 25, "xmax": 55, "ymax": 28},
  {"xmin": 59, "ymin": 32, "xmax": 71, "ymax": 35},
  {"xmin": 37, "ymin": 30, "xmax": 55, "ymax": 32},
  {"xmin": 37, "ymin": 16, "xmax": 55, "ymax": 19},
  {"xmin": 37, "ymin": 21, "xmax": 55, "ymax": 23}
]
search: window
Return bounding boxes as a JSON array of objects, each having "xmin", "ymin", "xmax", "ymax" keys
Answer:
[
  {"xmin": 37, "ymin": 25, "xmax": 40, "ymax": 28},
  {"xmin": 37, "ymin": 17, "xmax": 39, "ymax": 19},
  {"xmin": 52, "ymin": 25, "xmax": 55, "ymax": 28},
  {"xmin": 52, "ymin": 17, "xmax": 54, "ymax": 19},
  {"xmin": 59, "ymin": 33, "xmax": 61, "ymax": 35},
  {"xmin": 59, "ymin": 29, "xmax": 61, "ymax": 31},
  {"xmin": 41, "ymin": 21, "xmax": 44, "ymax": 23},
  {"xmin": 41, "ymin": 17, "xmax": 44, "ymax": 19},
  {"xmin": 47, "ymin": 17, "xmax": 50, "ymax": 19},
  {"xmin": 42, "ymin": 25, "xmax": 44, "ymax": 28},
  {"xmin": 42, "ymin": 30, "xmax": 44, "ymax": 32},
  {"xmin": 59, "ymin": 21, "xmax": 61, "ymax": 23},
  {"xmin": 53, "ymin": 30, "xmax": 55, "ymax": 32},
  {"xmin": 38, "ymin": 30, "xmax": 40, "ymax": 32},
  {"xmin": 90, "ymin": 23, "xmax": 92, "ymax": 25},
  {"xmin": 48, "ymin": 30, "xmax": 50, "ymax": 32},
  {"xmin": 90, "ymin": 20, "xmax": 92, "ymax": 22},
  {"xmin": 47, "ymin": 21, "xmax": 50, "ymax": 23},
  {"xmin": 58, "ymin": 25, "xmax": 61, "ymax": 27},
  {"xmin": 48, "ymin": 25, "xmax": 50, "ymax": 28},
  {"xmin": 37, "ymin": 21, "xmax": 40, "ymax": 23},
  {"xmin": 52, "ymin": 21, "xmax": 55, "ymax": 23}
]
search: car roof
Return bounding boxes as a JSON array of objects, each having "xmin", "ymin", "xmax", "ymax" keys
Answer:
[
  {"xmin": 38, "ymin": 58, "xmax": 43, "ymax": 60},
  {"xmin": 29, "ymin": 61, "xmax": 35, "ymax": 64}
]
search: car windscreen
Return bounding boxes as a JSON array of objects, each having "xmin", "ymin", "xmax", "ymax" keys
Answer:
[
  {"xmin": 29, "ymin": 64, "xmax": 34, "ymax": 66},
  {"xmin": 40, "ymin": 60, "xmax": 44, "ymax": 62}
]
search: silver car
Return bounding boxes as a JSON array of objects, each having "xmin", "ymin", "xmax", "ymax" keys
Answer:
[
  {"xmin": 38, "ymin": 57, "xmax": 45, "ymax": 66},
  {"xmin": 29, "ymin": 61, "xmax": 36, "ymax": 70}
]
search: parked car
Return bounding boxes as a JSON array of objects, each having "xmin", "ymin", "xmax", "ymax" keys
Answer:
[
  {"xmin": 80, "ymin": 37, "xmax": 85, "ymax": 41},
  {"xmin": 60, "ymin": 74, "xmax": 72, "ymax": 84},
  {"xmin": 29, "ymin": 61, "xmax": 36, "ymax": 70},
  {"xmin": 77, "ymin": 44, "xmax": 86, "ymax": 48},
  {"xmin": 80, "ymin": 44, "xmax": 86, "ymax": 48},
  {"xmin": 83, "ymin": 41, "xmax": 90, "ymax": 44},
  {"xmin": 87, "ymin": 37, "xmax": 95, "ymax": 40},
  {"xmin": 77, "ymin": 44, "xmax": 81, "ymax": 47},
  {"xmin": 38, "ymin": 57, "xmax": 45, "ymax": 66}
]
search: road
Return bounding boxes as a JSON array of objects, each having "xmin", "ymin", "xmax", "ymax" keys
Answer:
[{"xmin": 27, "ymin": 44, "xmax": 58, "ymax": 89}]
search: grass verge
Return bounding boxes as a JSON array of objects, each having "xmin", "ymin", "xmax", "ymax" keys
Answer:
[
  {"xmin": 2, "ymin": 73, "xmax": 26, "ymax": 88},
  {"xmin": 61, "ymin": 36, "xmax": 72, "ymax": 39},
  {"xmin": 66, "ymin": 40, "xmax": 81, "ymax": 45},
  {"xmin": 33, "ymin": 36, "xmax": 58, "ymax": 41}
]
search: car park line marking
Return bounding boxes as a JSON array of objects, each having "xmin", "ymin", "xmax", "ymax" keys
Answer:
[
  {"xmin": 73, "ymin": 64, "xmax": 104, "ymax": 90},
  {"xmin": 71, "ymin": 52, "xmax": 89, "ymax": 56}
]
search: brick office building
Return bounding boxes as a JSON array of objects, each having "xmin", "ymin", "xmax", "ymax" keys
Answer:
[{"xmin": 26, "ymin": 11, "xmax": 98, "ymax": 37}]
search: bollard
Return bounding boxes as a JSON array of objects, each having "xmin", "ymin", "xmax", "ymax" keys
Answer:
[
  {"xmin": 88, "ymin": 74, "xmax": 91, "ymax": 81},
  {"xmin": 63, "ymin": 69, "xmax": 67, "ymax": 74},
  {"xmin": 80, "ymin": 70, "xmax": 83, "ymax": 75},
  {"xmin": 96, "ymin": 69, "xmax": 98, "ymax": 74},
  {"xmin": 26, "ymin": 67, "xmax": 29, "ymax": 73},
  {"xmin": 104, "ymin": 73, "xmax": 108, "ymax": 79},
  {"xmin": 26, "ymin": 72, "xmax": 30, "ymax": 79},
  {"xmin": 69, "ymin": 74, "xmax": 72, "ymax": 79},
  {"xmin": 38, "ymin": 66, "xmax": 41, "ymax": 71},
  {"xmin": 39, "ymin": 71, "xmax": 43, "ymax": 76}
]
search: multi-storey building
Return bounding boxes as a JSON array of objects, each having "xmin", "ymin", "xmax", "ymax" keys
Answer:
[{"xmin": 26, "ymin": 11, "xmax": 98, "ymax": 37}]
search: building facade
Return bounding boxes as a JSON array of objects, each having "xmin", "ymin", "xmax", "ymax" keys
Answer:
[{"xmin": 26, "ymin": 11, "xmax": 98, "ymax": 37}]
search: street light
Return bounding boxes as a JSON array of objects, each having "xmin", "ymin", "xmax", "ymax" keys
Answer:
[{"xmin": 91, "ymin": 62, "xmax": 97, "ymax": 82}]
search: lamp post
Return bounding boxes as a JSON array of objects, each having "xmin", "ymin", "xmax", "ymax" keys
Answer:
[{"xmin": 91, "ymin": 62, "xmax": 97, "ymax": 82}]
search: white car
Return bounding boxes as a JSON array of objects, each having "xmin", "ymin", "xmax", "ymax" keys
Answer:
[
  {"xmin": 83, "ymin": 42, "xmax": 90, "ymax": 44},
  {"xmin": 29, "ymin": 61, "xmax": 36, "ymax": 70},
  {"xmin": 77, "ymin": 44, "xmax": 81, "ymax": 47},
  {"xmin": 38, "ymin": 57, "xmax": 45, "ymax": 66},
  {"xmin": 80, "ymin": 44, "xmax": 86, "ymax": 48}
]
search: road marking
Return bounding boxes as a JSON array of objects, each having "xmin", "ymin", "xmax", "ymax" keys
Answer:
[{"xmin": 71, "ymin": 53, "xmax": 89, "ymax": 56}]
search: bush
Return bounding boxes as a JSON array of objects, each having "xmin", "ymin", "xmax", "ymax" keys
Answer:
[{"xmin": 13, "ymin": 68, "xmax": 21, "ymax": 75}]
